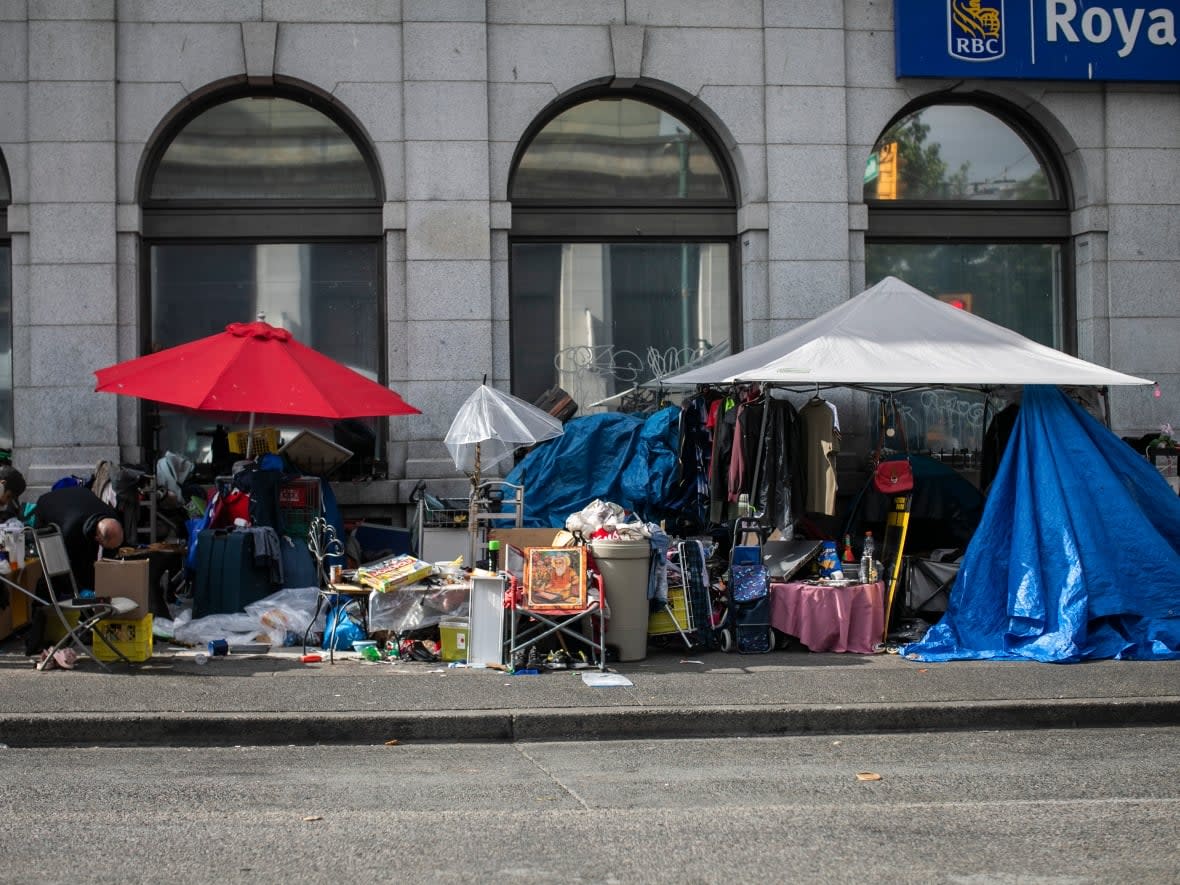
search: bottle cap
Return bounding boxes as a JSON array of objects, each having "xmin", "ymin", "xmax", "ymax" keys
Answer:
[{"xmin": 487, "ymin": 540, "xmax": 501, "ymax": 551}]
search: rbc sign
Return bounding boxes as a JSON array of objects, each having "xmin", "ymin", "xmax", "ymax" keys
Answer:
[{"xmin": 895, "ymin": 0, "xmax": 1179, "ymax": 82}]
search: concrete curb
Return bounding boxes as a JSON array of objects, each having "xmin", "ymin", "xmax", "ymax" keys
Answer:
[{"xmin": 3, "ymin": 697, "xmax": 1179, "ymax": 747}]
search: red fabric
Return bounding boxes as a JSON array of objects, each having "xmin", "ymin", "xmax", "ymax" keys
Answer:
[
  {"xmin": 209, "ymin": 489, "xmax": 251, "ymax": 528},
  {"xmin": 94, "ymin": 320, "xmax": 419, "ymax": 419}
]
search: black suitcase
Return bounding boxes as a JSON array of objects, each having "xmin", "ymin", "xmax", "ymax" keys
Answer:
[{"xmin": 193, "ymin": 528, "xmax": 275, "ymax": 618}]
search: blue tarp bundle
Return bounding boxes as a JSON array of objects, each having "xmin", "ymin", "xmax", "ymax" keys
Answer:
[
  {"xmin": 903, "ymin": 385, "xmax": 1180, "ymax": 663},
  {"xmin": 503, "ymin": 407, "xmax": 681, "ymax": 528}
]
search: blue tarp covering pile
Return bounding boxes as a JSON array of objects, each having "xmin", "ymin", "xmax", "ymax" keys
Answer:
[
  {"xmin": 904, "ymin": 385, "xmax": 1180, "ymax": 662},
  {"xmin": 503, "ymin": 407, "xmax": 681, "ymax": 528}
]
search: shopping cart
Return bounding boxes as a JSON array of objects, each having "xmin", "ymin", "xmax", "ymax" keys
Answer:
[{"xmin": 719, "ymin": 516, "xmax": 774, "ymax": 654}]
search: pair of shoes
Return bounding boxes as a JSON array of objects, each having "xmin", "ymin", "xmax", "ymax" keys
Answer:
[
  {"xmin": 525, "ymin": 647, "xmax": 541, "ymax": 670},
  {"xmin": 545, "ymin": 649, "xmax": 570, "ymax": 670}
]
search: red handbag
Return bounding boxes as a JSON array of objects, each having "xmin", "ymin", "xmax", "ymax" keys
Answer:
[
  {"xmin": 871, "ymin": 398, "xmax": 913, "ymax": 495},
  {"xmin": 873, "ymin": 458, "xmax": 913, "ymax": 494}
]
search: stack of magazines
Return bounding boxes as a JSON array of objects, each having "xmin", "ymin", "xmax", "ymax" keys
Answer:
[{"xmin": 355, "ymin": 554, "xmax": 433, "ymax": 592}]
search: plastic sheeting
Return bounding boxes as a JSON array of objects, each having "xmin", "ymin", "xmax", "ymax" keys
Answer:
[
  {"xmin": 903, "ymin": 385, "xmax": 1180, "ymax": 663},
  {"xmin": 503, "ymin": 407, "xmax": 681, "ymax": 528},
  {"xmin": 444, "ymin": 384, "xmax": 564, "ymax": 474}
]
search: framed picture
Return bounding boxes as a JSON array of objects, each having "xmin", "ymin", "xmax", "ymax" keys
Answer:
[{"xmin": 524, "ymin": 546, "xmax": 587, "ymax": 610}]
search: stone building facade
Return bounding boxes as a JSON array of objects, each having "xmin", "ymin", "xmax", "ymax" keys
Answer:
[{"xmin": 0, "ymin": 1, "xmax": 1175, "ymax": 517}]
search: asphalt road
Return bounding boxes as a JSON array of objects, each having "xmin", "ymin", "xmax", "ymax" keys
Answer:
[{"xmin": 2, "ymin": 726, "xmax": 1178, "ymax": 884}]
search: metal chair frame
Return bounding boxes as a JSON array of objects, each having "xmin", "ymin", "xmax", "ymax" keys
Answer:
[
  {"xmin": 302, "ymin": 516, "xmax": 353, "ymax": 663},
  {"xmin": 507, "ymin": 565, "xmax": 607, "ymax": 671},
  {"xmin": 0, "ymin": 525, "xmax": 137, "ymax": 670}
]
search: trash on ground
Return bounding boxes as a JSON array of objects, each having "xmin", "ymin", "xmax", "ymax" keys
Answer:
[{"xmin": 582, "ymin": 672, "xmax": 632, "ymax": 687}]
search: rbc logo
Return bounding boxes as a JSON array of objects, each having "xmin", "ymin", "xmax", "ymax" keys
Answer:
[{"xmin": 948, "ymin": 0, "xmax": 1005, "ymax": 62}]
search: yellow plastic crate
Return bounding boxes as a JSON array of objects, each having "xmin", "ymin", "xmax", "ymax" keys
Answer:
[
  {"xmin": 649, "ymin": 585, "xmax": 694, "ymax": 636},
  {"xmin": 91, "ymin": 614, "xmax": 154, "ymax": 663},
  {"xmin": 228, "ymin": 427, "xmax": 281, "ymax": 455},
  {"xmin": 43, "ymin": 608, "xmax": 82, "ymax": 645}
]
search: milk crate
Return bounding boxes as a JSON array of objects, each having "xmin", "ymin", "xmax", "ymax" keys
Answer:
[
  {"xmin": 91, "ymin": 613, "xmax": 154, "ymax": 663},
  {"xmin": 279, "ymin": 477, "xmax": 322, "ymax": 538},
  {"xmin": 649, "ymin": 584, "xmax": 694, "ymax": 636},
  {"xmin": 228, "ymin": 427, "xmax": 281, "ymax": 455}
]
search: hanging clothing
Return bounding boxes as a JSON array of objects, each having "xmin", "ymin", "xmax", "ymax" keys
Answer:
[
  {"xmin": 799, "ymin": 397, "xmax": 841, "ymax": 516},
  {"xmin": 666, "ymin": 394, "xmax": 713, "ymax": 534},
  {"xmin": 752, "ymin": 396, "xmax": 805, "ymax": 534},
  {"xmin": 729, "ymin": 388, "xmax": 763, "ymax": 502},
  {"xmin": 709, "ymin": 396, "xmax": 738, "ymax": 524}
]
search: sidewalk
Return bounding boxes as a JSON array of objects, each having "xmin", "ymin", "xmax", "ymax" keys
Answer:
[{"xmin": 2, "ymin": 637, "xmax": 1178, "ymax": 747}]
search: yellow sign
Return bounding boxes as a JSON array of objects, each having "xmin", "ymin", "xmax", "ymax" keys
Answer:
[{"xmin": 877, "ymin": 141, "xmax": 898, "ymax": 200}]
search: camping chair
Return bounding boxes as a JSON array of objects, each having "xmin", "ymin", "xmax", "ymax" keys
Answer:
[
  {"xmin": 507, "ymin": 546, "xmax": 607, "ymax": 671},
  {"xmin": 4, "ymin": 525, "xmax": 138, "ymax": 670}
]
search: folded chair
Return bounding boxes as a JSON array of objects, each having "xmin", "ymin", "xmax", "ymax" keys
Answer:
[
  {"xmin": 0, "ymin": 525, "xmax": 138, "ymax": 671},
  {"xmin": 507, "ymin": 546, "xmax": 607, "ymax": 671}
]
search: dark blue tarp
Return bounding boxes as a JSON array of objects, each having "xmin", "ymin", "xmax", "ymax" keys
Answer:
[
  {"xmin": 901, "ymin": 387, "xmax": 1180, "ymax": 665},
  {"xmin": 903, "ymin": 385, "xmax": 1180, "ymax": 662},
  {"xmin": 503, "ymin": 407, "xmax": 681, "ymax": 528}
]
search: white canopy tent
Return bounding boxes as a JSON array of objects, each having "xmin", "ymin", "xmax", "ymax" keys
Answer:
[{"xmin": 662, "ymin": 276, "xmax": 1153, "ymax": 391}]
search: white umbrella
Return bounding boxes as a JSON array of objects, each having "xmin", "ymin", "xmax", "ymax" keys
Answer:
[
  {"xmin": 444, "ymin": 383, "xmax": 565, "ymax": 566},
  {"xmin": 445, "ymin": 383, "xmax": 565, "ymax": 483}
]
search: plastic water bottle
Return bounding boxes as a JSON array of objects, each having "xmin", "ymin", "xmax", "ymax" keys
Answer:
[{"xmin": 859, "ymin": 531, "xmax": 875, "ymax": 584}]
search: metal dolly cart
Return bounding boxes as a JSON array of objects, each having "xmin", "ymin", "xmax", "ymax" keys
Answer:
[{"xmin": 414, "ymin": 480, "xmax": 524, "ymax": 567}]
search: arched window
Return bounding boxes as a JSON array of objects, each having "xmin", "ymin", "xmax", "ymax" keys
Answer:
[
  {"xmin": 509, "ymin": 94, "xmax": 737, "ymax": 408},
  {"xmin": 0, "ymin": 155, "xmax": 12, "ymax": 450},
  {"xmin": 864, "ymin": 100, "xmax": 1071, "ymax": 453},
  {"xmin": 142, "ymin": 90, "xmax": 383, "ymax": 467}
]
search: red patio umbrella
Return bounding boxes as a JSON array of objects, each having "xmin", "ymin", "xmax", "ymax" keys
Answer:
[{"xmin": 95, "ymin": 320, "xmax": 419, "ymax": 453}]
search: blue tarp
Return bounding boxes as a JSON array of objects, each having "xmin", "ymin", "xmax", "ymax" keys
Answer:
[
  {"xmin": 503, "ymin": 407, "xmax": 681, "ymax": 528},
  {"xmin": 903, "ymin": 385, "xmax": 1180, "ymax": 662}
]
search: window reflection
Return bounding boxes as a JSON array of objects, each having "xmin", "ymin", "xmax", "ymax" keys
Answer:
[
  {"xmin": 510, "ymin": 242, "xmax": 731, "ymax": 406},
  {"xmin": 512, "ymin": 98, "xmax": 729, "ymax": 201},
  {"xmin": 151, "ymin": 96, "xmax": 376, "ymax": 201},
  {"xmin": 866, "ymin": 242, "xmax": 1063, "ymax": 348},
  {"xmin": 865, "ymin": 105, "xmax": 1051, "ymax": 202},
  {"xmin": 150, "ymin": 242, "xmax": 381, "ymax": 463}
]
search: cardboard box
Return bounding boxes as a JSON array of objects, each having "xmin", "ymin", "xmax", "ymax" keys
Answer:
[
  {"xmin": 94, "ymin": 558, "xmax": 151, "ymax": 620},
  {"xmin": 487, "ymin": 528, "xmax": 568, "ymax": 550}
]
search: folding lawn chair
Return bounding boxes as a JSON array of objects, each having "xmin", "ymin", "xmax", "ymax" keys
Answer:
[
  {"xmin": 3, "ymin": 525, "xmax": 139, "ymax": 671},
  {"xmin": 507, "ymin": 546, "xmax": 607, "ymax": 671}
]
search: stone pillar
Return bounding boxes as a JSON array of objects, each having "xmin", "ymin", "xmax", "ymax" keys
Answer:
[
  {"xmin": 400, "ymin": 6, "xmax": 493, "ymax": 494},
  {"xmin": 21, "ymin": 10, "xmax": 119, "ymax": 486}
]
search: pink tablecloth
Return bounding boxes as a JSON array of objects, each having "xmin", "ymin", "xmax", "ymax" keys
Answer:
[{"xmin": 769, "ymin": 580, "xmax": 884, "ymax": 653}]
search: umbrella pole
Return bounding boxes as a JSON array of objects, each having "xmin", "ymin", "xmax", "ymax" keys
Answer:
[
  {"xmin": 468, "ymin": 442, "xmax": 481, "ymax": 567},
  {"xmin": 245, "ymin": 412, "xmax": 256, "ymax": 460}
]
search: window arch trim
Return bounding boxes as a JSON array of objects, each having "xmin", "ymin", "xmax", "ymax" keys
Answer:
[
  {"xmin": 139, "ymin": 82, "xmax": 382, "ymax": 217},
  {"xmin": 508, "ymin": 87, "xmax": 739, "ymax": 219},
  {"xmin": 864, "ymin": 95, "xmax": 1072, "ymax": 209}
]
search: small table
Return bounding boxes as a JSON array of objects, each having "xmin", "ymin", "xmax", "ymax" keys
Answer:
[
  {"xmin": 770, "ymin": 580, "xmax": 884, "ymax": 653},
  {"xmin": 302, "ymin": 581, "xmax": 371, "ymax": 663}
]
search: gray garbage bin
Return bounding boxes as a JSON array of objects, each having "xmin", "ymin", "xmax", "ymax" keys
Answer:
[{"xmin": 591, "ymin": 539, "xmax": 651, "ymax": 662}]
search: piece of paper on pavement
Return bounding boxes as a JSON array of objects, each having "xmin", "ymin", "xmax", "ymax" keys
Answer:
[{"xmin": 582, "ymin": 672, "xmax": 633, "ymax": 687}]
